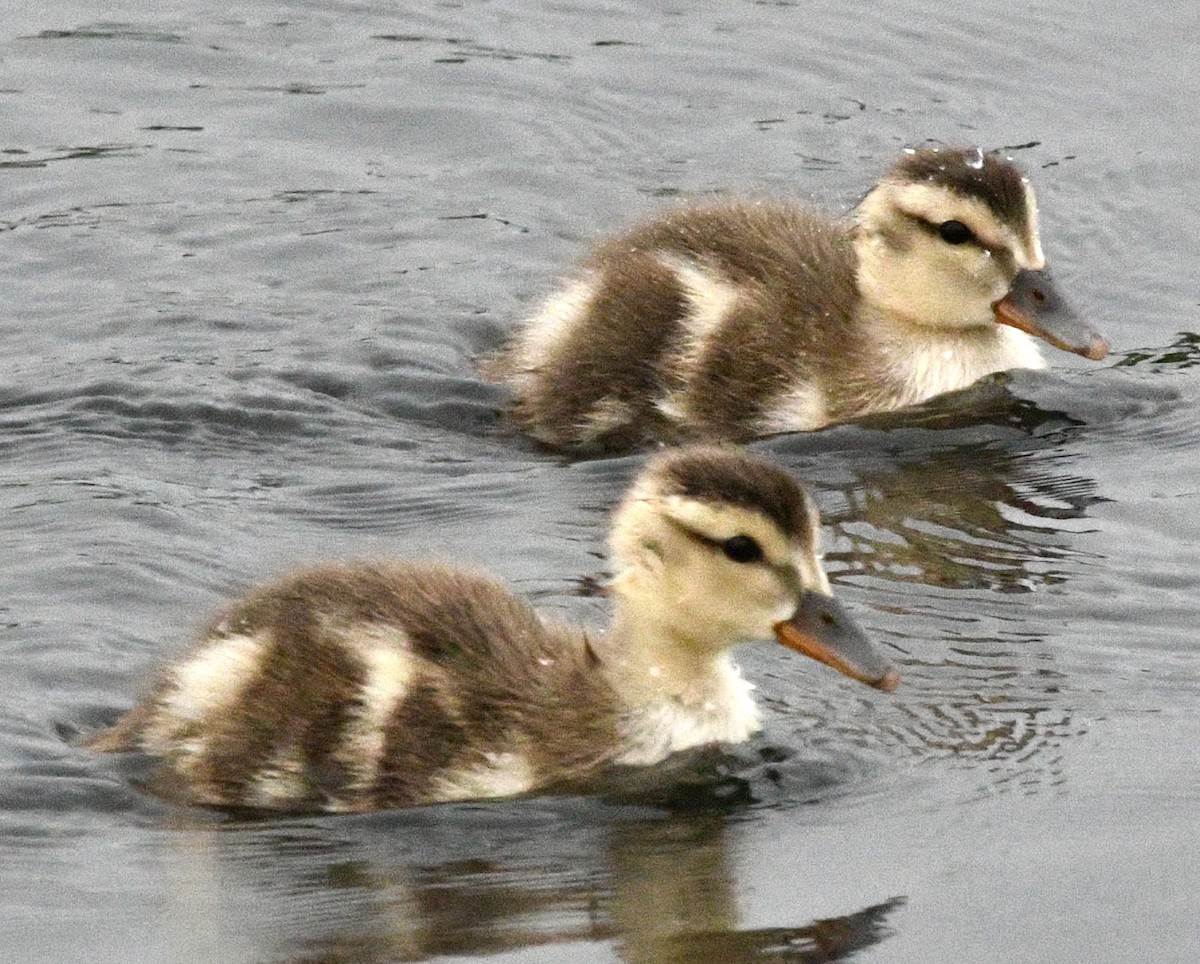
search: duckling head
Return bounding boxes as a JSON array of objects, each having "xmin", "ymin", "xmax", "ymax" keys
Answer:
[
  {"xmin": 607, "ymin": 446, "xmax": 898, "ymax": 692},
  {"xmin": 855, "ymin": 146, "xmax": 1107, "ymax": 360}
]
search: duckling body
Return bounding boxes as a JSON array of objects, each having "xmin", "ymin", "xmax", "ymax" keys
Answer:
[
  {"xmin": 485, "ymin": 147, "xmax": 1108, "ymax": 453},
  {"xmin": 86, "ymin": 448, "xmax": 898, "ymax": 813}
]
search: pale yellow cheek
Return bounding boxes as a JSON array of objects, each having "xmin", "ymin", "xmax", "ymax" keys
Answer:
[
  {"xmin": 962, "ymin": 250, "xmax": 1012, "ymax": 300},
  {"xmin": 771, "ymin": 598, "xmax": 796, "ymax": 624},
  {"xmin": 1019, "ymin": 182, "xmax": 1045, "ymax": 269},
  {"xmin": 795, "ymin": 551, "xmax": 832, "ymax": 596},
  {"xmin": 891, "ymin": 253, "xmax": 999, "ymax": 327},
  {"xmin": 672, "ymin": 566, "xmax": 790, "ymax": 643}
]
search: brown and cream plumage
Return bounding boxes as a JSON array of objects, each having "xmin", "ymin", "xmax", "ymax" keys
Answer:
[
  {"xmin": 85, "ymin": 447, "xmax": 898, "ymax": 813},
  {"xmin": 484, "ymin": 146, "xmax": 1109, "ymax": 453}
]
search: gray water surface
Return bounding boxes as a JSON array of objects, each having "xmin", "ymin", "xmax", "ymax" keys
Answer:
[{"xmin": 2, "ymin": 2, "xmax": 1198, "ymax": 962}]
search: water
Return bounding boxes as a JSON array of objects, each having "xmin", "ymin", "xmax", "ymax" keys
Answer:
[{"xmin": 2, "ymin": 1, "xmax": 1198, "ymax": 961}]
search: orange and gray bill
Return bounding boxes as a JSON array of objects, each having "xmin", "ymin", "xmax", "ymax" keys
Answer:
[
  {"xmin": 993, "ymin": 268, "xmax": 1108, "ymax": 361},
  {"xmin": 773, "ymin": 589, "xmax": 899, "ymax": 692}
]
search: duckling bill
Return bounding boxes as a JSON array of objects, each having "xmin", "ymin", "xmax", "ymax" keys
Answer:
[
  {"xmin": 993, "ymin": 268, "xmax": 1108, "ymax": 361},
  {"xmin": 484, "ymin": 145, "xmax": 1108, "ymax": 453},
  {"xmin": 84, "ymin": 447, "xmax": 898, "ymax": 813}
]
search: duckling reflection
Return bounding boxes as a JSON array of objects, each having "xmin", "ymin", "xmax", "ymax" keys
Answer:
[
  {"xmin": 606, "ymin": 816, "xmax": 904, "ymax": 964},
  {"xmin": 1115, "ymin": 331, "xmax": 1200, "ymax": 371},
  {"xmin": 269, "ymin": 813, "xmax": 905, "ymax": 963},
  {"xmin": 816, "ymin": 443, "xmax": 1103, "ymax": 595},
  {"xmin": 484, "ymin": 145, "xmax": 1108, "ymax": 453}
]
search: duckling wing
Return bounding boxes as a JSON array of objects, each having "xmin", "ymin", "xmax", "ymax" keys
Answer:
[
  {"xmin": 483, "ymin": 248, "xmax": 690, "ymax": 452},
  {"xmin": 488, "ymin": 201, "xmax": 862, "ymax": 450},
  {"xmin": 87, "ymin": 561, "xmax": 619, "ymax": 811}
]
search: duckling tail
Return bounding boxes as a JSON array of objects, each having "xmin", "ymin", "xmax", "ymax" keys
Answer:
[{"xmin": 78, "ymin": 704, "xmax": 152, "ymax": 753}]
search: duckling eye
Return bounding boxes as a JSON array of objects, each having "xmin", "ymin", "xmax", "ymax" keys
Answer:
[
  {"xmin": 937, "ymin": 220, "xmax": 974, "ymax": 245},
  {"xmin": 721, "ymin": 535, "xmax": 764, "ymax": 564}
]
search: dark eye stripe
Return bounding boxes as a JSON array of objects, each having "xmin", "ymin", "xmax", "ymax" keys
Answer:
[
  {"xmin": 662, "ymin": 516, "xmax": 769, "ymax": 565},
  {"xmin": 660, "ymin": 515, "xmax": 805, "ymax": 592}
]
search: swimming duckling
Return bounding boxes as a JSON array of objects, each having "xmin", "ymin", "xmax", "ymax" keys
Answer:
[
  {"xmin": 484, "ymin": 146, "xmax": 1109, "ymax": 453},
  {"xmin": 85, "ymin": 447, "xmax": 898, "ymax": 813}
]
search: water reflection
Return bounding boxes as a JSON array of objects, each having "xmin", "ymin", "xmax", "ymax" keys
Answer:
[
  {"xmin": 760, "ymin": 385, "xmax": 1106, "ymax": 799},
  {"xmin": 256, "ymin": 809, "xmax": 905, "ymax": 963},
  {"xmin": 1114, "ymin": 331, "xmax": 1200, "ymax": 370},
  {"xmin": 649, "ymin": 897, "xmax": 905, "ymax": 964},
  {"xmin": 823, "ymin": 444, "xmax": 1104, "ymax": 595},
  {"xmin": 766, "ymin": 379, "xmax": 1106, "ymax": 595}
]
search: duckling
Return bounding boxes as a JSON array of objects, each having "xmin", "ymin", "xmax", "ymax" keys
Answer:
[
  {"xmin": 484, "ymin": 146, "xmax": 1109, "ymax": 453},
  {"xmin": 84, "ymin": 447, "xmax": 898, "ymax": 813}
]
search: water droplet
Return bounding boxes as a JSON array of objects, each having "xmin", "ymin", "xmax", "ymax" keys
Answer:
[{"xmin": 964, "ymin": 147, "xmax": 985, "ymax": 170}]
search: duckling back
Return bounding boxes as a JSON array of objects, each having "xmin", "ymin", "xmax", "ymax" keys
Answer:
[
  {"xmin": 86, "ymin": 562, "xmax": 618, "ymax": 812},
  {"xmin": 483, "ymin": 201, "xmax": 862, "ymax": 452}
]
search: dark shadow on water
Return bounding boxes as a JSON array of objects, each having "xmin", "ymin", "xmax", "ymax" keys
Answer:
[
  {"xmin": 256, "ymin": 802, "xmax": 906, "ymax": 964},
  {"xmin": 1113, "ymin": 331, "xmax": 1200, "ymax": 371},
  {"xmin": 543, "ymin": 739, "xmax": 882, "ymax": 814},
  {"xmin": 285, "ymin": 895, "xmax": 906, "ymax": 963},
  {"xmin": 764, "ymin": 372, "xmax": 1085, "ymax": 463},
  {"xmin": 650, "ymin": 897, "xmax": 906, "ymax": 964}
]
